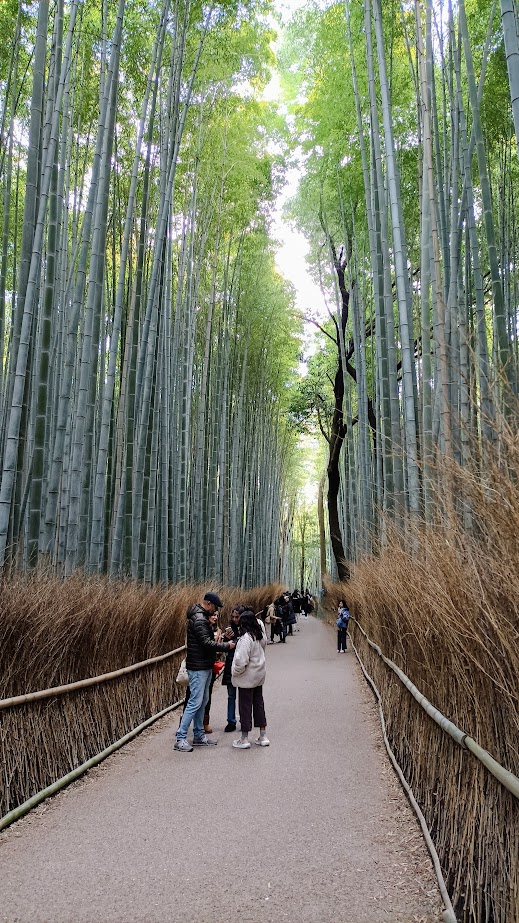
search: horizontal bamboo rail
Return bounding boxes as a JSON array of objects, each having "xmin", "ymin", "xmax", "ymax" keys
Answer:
[
  {"xmin": 351, "ymin": 618, "xmax": 519, "ymax": 801},
  {"xmin": 0, "ymin": 697, "xmax": 184, "ymax": 832},
  {"xmin": 349, "ymin": 632, "xmax": 457, "ymax": 923},
  {"xmin": 0, "ymin": 645, "xmax": 186, "ymax": 710}
]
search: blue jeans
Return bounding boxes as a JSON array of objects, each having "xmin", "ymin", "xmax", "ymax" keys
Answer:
[
  {"xmin": 227, "ymin": 684, "xmax": 237, "ymax": 724},
  {"xmin": 176, "ymin": 669, "xmax": 212, "ymax": 740}
]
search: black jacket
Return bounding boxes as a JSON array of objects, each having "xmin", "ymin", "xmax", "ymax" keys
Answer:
[
  {"xmin": 280, "ymin": 600, "xmax": 296, "ymax": 626},
  {"xmin": 185, "ymin": 605, "xmax": 232, "ymax": 671}
]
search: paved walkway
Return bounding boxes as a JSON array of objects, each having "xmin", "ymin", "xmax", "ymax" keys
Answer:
[{"xmin": 0, "ymin": 615, "xmax": 442, "ymax": 923}]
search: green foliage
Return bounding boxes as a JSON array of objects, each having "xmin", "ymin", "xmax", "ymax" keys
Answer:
[
  {"xmin": 279, "ymin": 0, "xmax": 420, "ymax": 279},
  {"xmin": 192, "ymin": 5, "xmax": 275, "ymax": 93},
  {"xmin": 236, "ymin": 232, "xmax": 301, "ymax": 404},
  {"xmin": 288, "ymin": 325, "xmax": 336, "ymax": 436},
  {"xmin": 0, "ymin": 0, "xmax": 27, "ymax": 85}
]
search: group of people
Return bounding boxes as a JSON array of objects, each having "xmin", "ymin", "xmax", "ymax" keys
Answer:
[
  {"xmin": 262, "ymin": 589, "xmax": 314, "ymax": 643},
  {"xmin": 174, "ymin": 592, "xmax": 270, "ymax": 753},
  {"xmin": 174, "ymin": 588, "xmax": 314, "ymax": 753}
]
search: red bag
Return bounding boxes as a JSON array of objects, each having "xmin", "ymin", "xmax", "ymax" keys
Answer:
[{"xmin": 213, "ymin": 661, "xmax": 225, "ymax": 675}]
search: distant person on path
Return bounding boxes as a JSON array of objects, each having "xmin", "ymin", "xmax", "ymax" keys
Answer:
[
  {"xmin": 231, "ymin": 609, "xmax": 269, "ymax": 749},
  {"xmin": 221, "ymin": 605, "xmax": 244, "ymax": 732},
  {"xmin": 266, "ymin": 600, "xmax": 283, "ymax": 642},
  {"xmin": 337, "ymin": 601, "xmax": 350, "ymax": 653},
  {"xmin": 282, "ymin": 593, "xmax": 297, "ymax": 637},
  {"xmin": 174, "ymin": 592, "xmax": 234, "ymax": 752},
  {"xmin": 273, "ymin": 595, "xmax": 287, "ymax": 642},
  {"xmin": 264, "ymin": 601, "xmax": 276, "ymax": 643},
  {"xmin": 291, "ymin": 590, "xmax": 302, "ymax": 616},
  {"xmin": 291, "ymin": 591, "xmax": 303, "ymax": 630}
]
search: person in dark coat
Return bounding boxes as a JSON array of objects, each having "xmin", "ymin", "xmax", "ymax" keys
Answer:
[
  {"xmin": 174, "ymin": 592, "xmax": 234, "ymax": 752},
  {"xmin": 273, "ymin": 595, "xmax": 287, "ymax": 642},
  {"xmin": 302, "ymin": 592, "xmax": 314, "ymax": 617},
  {"xmin": 282, "ymin": 594, "xmax": 297, "ymax": 636},
  {"xmin": 221, "ymin": 605, "xmax": 245, "ymax": 732},
  {"xmin": 291, "ymin": 591, "xmax": 302, "ymax": 615},
  {"xmin": 291, "ymin": 591, "xmax": 303, "ymax": 631}
]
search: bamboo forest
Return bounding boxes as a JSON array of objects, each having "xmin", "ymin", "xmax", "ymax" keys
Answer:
[
  {"xmin": 1, "ymin": 0, "xmax": 519, "ymax": 921},
  {"xmin": 0, "ymin": 0, "xmax": 518, "ymax": 584}
]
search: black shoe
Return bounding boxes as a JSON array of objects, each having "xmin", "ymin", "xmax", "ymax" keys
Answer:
[{"xmin": 224, "ymin": 722, "xmax": 236, "ymax": 732}]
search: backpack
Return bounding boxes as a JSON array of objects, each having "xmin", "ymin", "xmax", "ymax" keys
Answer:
[{"xmin": 337, "ymin": 608, "xmax": 350, "ymax": 628}]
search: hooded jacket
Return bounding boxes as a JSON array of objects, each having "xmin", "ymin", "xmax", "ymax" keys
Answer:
[{"xmin": 185, "ymin": 604, "xmax": 232, "ymax": 671}]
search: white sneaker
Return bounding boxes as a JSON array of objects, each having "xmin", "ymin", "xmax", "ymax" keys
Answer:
[
  {"xmin": 255, "ymin": 736, "xmax": 270, "ymax": 747},
  {"xmin": 232, "ymin": 738, "xmax": 251, "ymax": 749}
]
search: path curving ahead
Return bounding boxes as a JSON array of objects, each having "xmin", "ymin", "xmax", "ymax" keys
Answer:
[{"xmin": 0, "ymin": 615, "xmax": 442, "ymax": 923}]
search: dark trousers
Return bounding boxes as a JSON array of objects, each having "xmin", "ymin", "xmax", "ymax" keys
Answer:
[
  {"xmin": 273, "ymin": 621, "xmax": 284, "ymax": 642},
  {"xmin": 204, "ymin": 671, "xmax": 217, "ymax": 722},
  {"xmin": 338, "ymin": 627, "xmax": 347, "ymax": 651},
  {"xmin": 238, "ymin": 685, "xmax": 266, "ymax": 733}
]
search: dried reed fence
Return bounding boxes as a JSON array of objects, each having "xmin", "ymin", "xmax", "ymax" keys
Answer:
[
  {"xmin": 0, "ymin": 574, "xmax": 282, "ymax": 817},
  {"xmin": 325, "ymin": 439, "xmax": 519, "ymax": 923}
]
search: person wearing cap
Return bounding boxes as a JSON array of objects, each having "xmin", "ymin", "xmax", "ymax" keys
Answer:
[{"xmin": 174, "ymin": 592, "xmax": 235, "ymax": 752}]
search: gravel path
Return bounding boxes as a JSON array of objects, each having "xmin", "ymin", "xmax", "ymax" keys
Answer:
[{"xmin": 0, "ymin": 615, "xmax": 443, "ymax": 923}]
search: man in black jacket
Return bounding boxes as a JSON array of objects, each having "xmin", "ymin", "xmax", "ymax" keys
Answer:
[{"xmin": 174, "ymin": 592, "xmax": 234, "ymax": 752}]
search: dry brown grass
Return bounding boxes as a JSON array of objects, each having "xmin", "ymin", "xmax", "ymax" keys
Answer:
[
  {"xmin": 0, "ymin": 576, "xmax": 283, "ymax": 817},
  {"xmin": 325, "ymin": 432, "xmax": 519, "ymax": 923}
]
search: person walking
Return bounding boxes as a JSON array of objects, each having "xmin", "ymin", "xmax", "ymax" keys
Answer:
[
  {"xmin": 221, "ymin": 605, "xmax": 244, "ymax": 732},
  {"xmin": 174, "ymin": 592, "xmax": 234, "ymax": 752},
  {"xmin": 231, "ymin": 609, "xmax": 269, "ymax": 749},
  {"xmin": 337, "ymin": 600, "xmax": 350, "ymax": 653}
]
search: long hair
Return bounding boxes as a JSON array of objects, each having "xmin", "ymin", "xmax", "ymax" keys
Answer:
[{"xmin": 238, "ymin": 609, "xmax": 263, "ymax": 641}]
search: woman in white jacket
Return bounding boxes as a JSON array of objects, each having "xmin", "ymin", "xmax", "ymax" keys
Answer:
[{"xmin": 231, "ymin": 609, "xmax": 269, "ymax": 749}]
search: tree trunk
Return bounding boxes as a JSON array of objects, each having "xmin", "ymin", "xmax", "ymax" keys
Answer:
[{"xmin": 326, "ymin": 242, "xmax": 350, "ymax": 583}]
